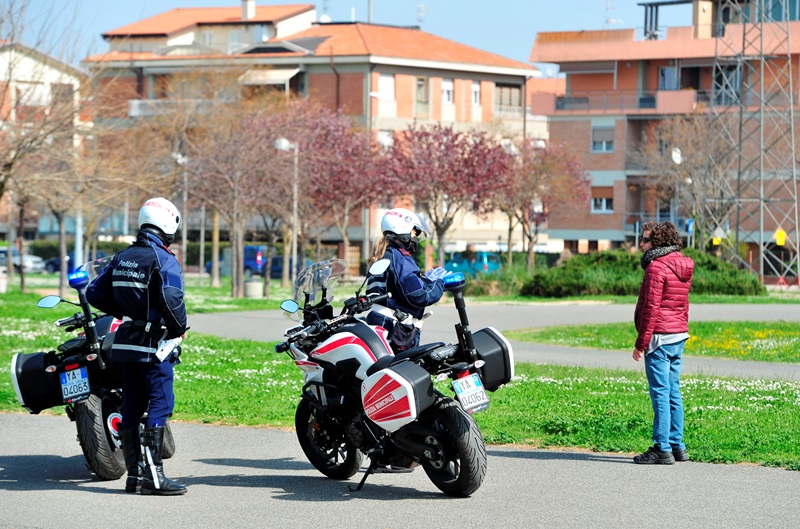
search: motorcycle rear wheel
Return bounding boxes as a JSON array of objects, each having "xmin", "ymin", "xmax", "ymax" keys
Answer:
[
  {"xmin": 419, "ymin": 398, "xmax": 487, "ymax": 497},
  {"xmin": 295, "ymin": 399, "xmax": 362, "ymax": 480},
  {"xmin": 74, "ymin": 394, "xmax": 125, "ymax": 480}
]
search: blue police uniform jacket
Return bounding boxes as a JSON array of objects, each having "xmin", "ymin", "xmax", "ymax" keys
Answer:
[
  {"xmin": 86, "ymin": 230, "xmax": 187, "ymax": 363},
  {"xmin": 365, "ymin": 242, "xmax": 444, "ymax": 320}
]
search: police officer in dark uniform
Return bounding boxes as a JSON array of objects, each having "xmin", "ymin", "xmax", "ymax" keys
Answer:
[
  {"xmin": 365, "ymin": 208, "xmax": 446, "ymax": 353},
  {"xmin": 86, "ymin": 197, "xmax": 187, "ymax": 495}
]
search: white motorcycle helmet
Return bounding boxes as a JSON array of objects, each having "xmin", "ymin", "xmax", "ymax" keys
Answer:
[
  {"xmin": 381, "ymin": 208, "xmax": 431, "ymax": 240},
  {"xmin": 138, "ymin": 197, "xmax": 181, "ymax": 245}
]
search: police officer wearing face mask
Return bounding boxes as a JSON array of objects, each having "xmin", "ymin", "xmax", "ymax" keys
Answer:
[
  {"xmin": 86, "ymin": 197, "xmax": 188, "ymax": 495},
  {"xmin": 365, "ymin": 208, "xmax": 445, "ymax": 353}
]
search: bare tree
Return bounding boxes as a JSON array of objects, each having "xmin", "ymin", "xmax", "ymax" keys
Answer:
[
  {"xmin": 0, "ymin": 0, "xmax": 85, "ymax": 290},
  {"xmin": 500, "ymin": 140, "xmax": 590, "ymax": 273},
  {"xmin": 629, "ymin": 115, "xmax": 736, "ymax": 250}
]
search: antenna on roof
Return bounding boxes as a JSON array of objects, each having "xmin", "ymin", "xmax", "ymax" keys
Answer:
[
  {"xmin": 604, "ymin": 0, "xmax": 622, "ymax": 28},
  {"xmin": 417, "ymin": 4, "xmax": 425, "ymax": 26}
]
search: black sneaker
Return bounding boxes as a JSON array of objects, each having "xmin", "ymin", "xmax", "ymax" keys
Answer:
[
  {"xmin": 672, "ymin": 448, "xmax": 689, "ymax": 462},
  {"xmin": 633, "ymin": 445, "xmax": 675, "ymax": 465}
]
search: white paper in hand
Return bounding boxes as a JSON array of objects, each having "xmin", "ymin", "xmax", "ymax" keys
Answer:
[{"xmin": 156, "ymin": 336, "xmax": 183, "ymax": 362}]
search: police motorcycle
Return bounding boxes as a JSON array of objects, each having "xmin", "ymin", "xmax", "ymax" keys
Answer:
[
  {"xmin": 9, "ymin": 257, "xmax": 175, "ymax": 480},
  {"xmin": 275, "ymin": 258, "xmax": 514, "ymax": 497}
]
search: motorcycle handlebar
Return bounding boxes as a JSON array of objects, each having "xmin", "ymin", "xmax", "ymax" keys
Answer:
[
  {"xmin": 276, "ymin": 293, "xmax": 393, "ymax": 353},
  {"xmin": 54, "ymin": 314, "xmax": 82, "ymax": 329},
  {"xmin": 343, "ymin": 292, "xmax": 391, "ymax": 314}
]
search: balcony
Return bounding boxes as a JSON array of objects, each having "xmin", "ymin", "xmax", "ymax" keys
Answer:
[
  {"xmin": 128, "ymin": 98, "xmax": 219, "ymax": 117},
  {"xmin": 625, "ymin": 210, "xmax": 692, "ymax": 233},
  {"xmin": 530, "ymin": 90, "xmax": 711, "ymax": 116}
]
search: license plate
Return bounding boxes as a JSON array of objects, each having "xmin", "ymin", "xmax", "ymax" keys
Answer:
[
  {"xmin": 60, "ymin": 367, "xmax": 90, "ymax": 403},
  {"xmin": 452, "ymin": 373, "xmax": 489, "ymax": 414}
]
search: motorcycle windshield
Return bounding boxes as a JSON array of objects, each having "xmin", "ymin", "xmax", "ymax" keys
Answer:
[
  {"xmin": 293, "ymin": 258, "xmax": 348, "ymax": 305},
  {"xmin": 76, "ymin": 255, "xmax": 114, "ymax": 282}
]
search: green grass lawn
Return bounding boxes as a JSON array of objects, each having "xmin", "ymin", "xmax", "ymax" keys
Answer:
[{"xmin": 504, "ymin": 321, "xmax": 800, "ymax": 363}]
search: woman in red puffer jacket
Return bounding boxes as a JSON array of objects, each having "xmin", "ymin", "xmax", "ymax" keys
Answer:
[{"xmin": 632, "ymin": 221, "xmax": 694, "ymax": 465}]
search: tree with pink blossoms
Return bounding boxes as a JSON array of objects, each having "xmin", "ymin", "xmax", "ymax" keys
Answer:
[{"xmin": 384, "ymin": 123, "xmax": 511, "ymax": 266}]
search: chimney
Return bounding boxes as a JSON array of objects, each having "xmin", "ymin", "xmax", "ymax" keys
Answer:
[{"xmin": 242, "ymin": 0, "xmax": 255, "ymax": 21}]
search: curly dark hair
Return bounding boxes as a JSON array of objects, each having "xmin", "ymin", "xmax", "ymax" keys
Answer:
[{"xmin": 643, "ymin": 221, "xmax": 682, "ymax": 249}]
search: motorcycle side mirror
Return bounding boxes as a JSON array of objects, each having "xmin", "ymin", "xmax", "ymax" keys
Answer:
[
  {"xmin": 37, "ymin": 295, "xmax": 62, "ymax": 309},
  {"xmin": 280, "ymin": 299, "xmax": 300, "ymax": 314},
  {"xmin": 368, "ymin": 259, "xmax": 390, "ymax": 276},
  {"xmin": 355, "ymin": 258, "xmax": 390, "ymax": 297}
]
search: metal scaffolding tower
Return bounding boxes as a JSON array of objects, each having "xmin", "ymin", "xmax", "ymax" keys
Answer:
[{"xmin": 705, "ymin": 0, "xmax": 799, "ymax": 284}]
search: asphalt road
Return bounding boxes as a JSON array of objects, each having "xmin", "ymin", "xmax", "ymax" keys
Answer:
[{"xmin": 1, "ymin": 413, "xmax": 798, "ymax": 529}]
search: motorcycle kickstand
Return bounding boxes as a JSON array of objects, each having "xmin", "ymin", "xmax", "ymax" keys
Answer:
[{"xmin": 348, "ymin": 459, "xmax": 378, "ymax": 492}]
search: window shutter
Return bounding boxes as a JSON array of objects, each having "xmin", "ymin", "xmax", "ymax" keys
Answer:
[{"xmin": 592, "ymin": 128, "xmax": 615, "ymax": 142}]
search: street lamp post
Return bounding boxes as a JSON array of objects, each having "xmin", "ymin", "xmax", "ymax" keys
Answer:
[
  {"xmin": 274, "ymin": 138, "xmax": 299, "ymax": 286},
  {"xmin": 172, "ymin": 152, "xmax": 189, "ymax": 276}
]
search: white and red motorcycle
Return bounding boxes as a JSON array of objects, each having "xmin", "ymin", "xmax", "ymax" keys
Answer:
[{"xmin": 275, "ymin": 258, "xmax": 514, "ymax": 497}]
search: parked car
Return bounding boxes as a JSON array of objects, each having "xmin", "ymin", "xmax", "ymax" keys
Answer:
[
  {"xmin": 267, "ymin": 255, "xmax": 313, "ymax": 279},
  {"xmin": 205, "ymin": 245, "xmax": 267, "ymax": 277},
  {"xmin": 444, "ymin": 251, "xmax": 502, "ymax": 277},
  {"xmin": 0, "ymin": 247, "xmax": 45, "ymax": 274},
  {"xmin": 44, "ymin": 251, "xmax": 107, "ymax": 274}
]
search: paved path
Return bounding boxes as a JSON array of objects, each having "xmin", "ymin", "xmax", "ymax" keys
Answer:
[
  {"xmin": 1, "ymin": 413, "xmax": 797, "ymax": 529},
  {"xmin": 190, "ymin": 302, "xmax": 800, "ymax": 380}
]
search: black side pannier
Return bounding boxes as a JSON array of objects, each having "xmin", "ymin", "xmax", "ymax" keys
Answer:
[
  {"xmin": 10, "ymin": 352, "xmax": 64, "ymax": 414},
  {"xmin": 472, "ymin": 327, "xmax": 515, "ymax": 392}
]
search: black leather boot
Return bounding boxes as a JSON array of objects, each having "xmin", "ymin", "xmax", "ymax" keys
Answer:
[
  {"xmin": 119, "ymin": 427, "xmax": 142, "ymax": 493},
  {"xmin": 140, "ymin": 426, "xmax": 187, "ymax": 496}
]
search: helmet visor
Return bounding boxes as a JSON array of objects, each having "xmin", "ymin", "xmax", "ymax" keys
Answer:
[{"xmin": 413, "ymin": 214, "xmax": 432, "ymax": 241}]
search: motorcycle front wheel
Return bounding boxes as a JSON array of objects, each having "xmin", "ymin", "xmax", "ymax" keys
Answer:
[
  {"xmin": 419, "ymin": 398, "xmax": 487, "ymax": 497},
  {"xmin": 295, "ymin": 399, "xmax": 362, "ymax": 480},
  {"xmin": 74, "ymin": 394, "xmax": 125, "ymax": 480}
]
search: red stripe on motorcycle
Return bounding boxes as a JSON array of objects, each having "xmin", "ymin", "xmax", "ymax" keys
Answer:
[
  {"xmin": 369, "ymin": 396, "xmax": 412, "ymax": 422},
  {"xmin": 312, "ymin": 335, "xmax": 377, "ymax": 361},
  {"xmin": 363, "ymin": 375, "xmax": 401, "ymax": 407}
]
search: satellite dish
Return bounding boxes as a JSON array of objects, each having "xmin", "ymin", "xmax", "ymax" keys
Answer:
[
  {"xmin": 671, "ymin": 147, "xmax": 682, "ymax": 165},
  {"xmin": 319, "ymin": 14, "xmax": 332, "ymax": 23}
]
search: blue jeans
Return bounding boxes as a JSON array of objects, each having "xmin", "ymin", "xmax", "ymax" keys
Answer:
[{"xmin": 644, "ymin": 340, "xmax": 687, "ymax": 453}]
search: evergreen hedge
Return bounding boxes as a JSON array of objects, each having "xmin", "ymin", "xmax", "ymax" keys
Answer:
[{"xmin": 520, "ymin": 248, "xmax": 766, "ymax": 297}]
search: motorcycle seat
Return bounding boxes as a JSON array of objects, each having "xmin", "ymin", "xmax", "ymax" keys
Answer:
[{"xmin": 366, "ymin": 342, "xmax": 445, "ymax": 377}]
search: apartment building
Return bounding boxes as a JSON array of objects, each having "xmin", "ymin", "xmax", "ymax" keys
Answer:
[
  {"xmin": 529, "ymin": 0, "xmax": 800, "ymax": 261},
  {"xmin": 82, "ymin": 1, "xmax": 541, "ymax": 258},
  {"xmin": 0, "ymin": 41, "xmax": 85, "ymax": 241}
]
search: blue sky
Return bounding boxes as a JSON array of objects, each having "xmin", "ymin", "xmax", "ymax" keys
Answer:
[{"xmin": 27, "ymin": 0, "xmax": 693, "ymax": 69}]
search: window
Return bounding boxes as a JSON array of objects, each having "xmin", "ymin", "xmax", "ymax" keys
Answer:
[
  {"xmin": 591, "ymin": 127, "xmax": 615, "ymax": 153},
  {"xmin": 228, "ymin": 30, "xmax": 243, "ymax": 53},
  {"xmin": 591, "ymin": 187, "xmax": 614, "ymax": 213},
  {"xmin": 472, "ymin": 81, "xmax": 481, "ymax": 105},
  {"xmin": 378, "ymin": 74, "xmax": 395, "ymax": 101},
  {"xmin": 659, "ymin": 66, "xmax": 678, "ymax": 90},
  {"xmin": 495, "ymin": 83, "xmax": 521, "ymax": 106},
  {"xmin": 201, "ymin": 30, "xmax": 214, "ymax": 47},
  {"xmin": 253, "ymin": 25, "xmax": 269, "ymax": 42},
  {"xmin": 442, "ymin": 78, "xmax": 454, "ymax": 104},
  {"xmin": 416, "ymin": 77, "xmax": 429, "ymax": 102}
]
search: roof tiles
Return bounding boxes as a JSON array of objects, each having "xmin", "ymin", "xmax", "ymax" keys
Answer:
[{"xmin": 103, "ymin": 4, "xmax": 315, "ymax": 38}]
